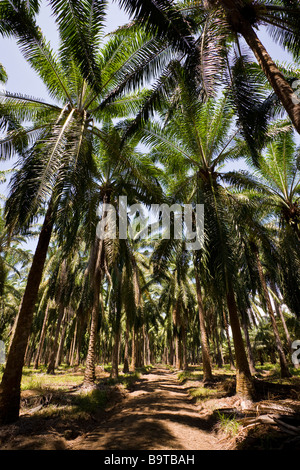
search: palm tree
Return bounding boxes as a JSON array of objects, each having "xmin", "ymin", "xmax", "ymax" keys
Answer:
[
  {"xmin": 0, "ymin": 1, "xmax": 167, "ymax": 423},
  {"xmin": 82, "ymin": 121, "xmax": 164, "ymax": 385},
  {"xmin": 141, "ymin": 69, "xmax": 255, "ymax": 399},
  {"xmin": 152, "ymin": 241, "xmax": 195, "ymax": 371},
  {"xmin": 115, "ymin": 0, "xmax": 300, "ymax": 137},
  {"xmin": 226, "ymin": 127, "xmax": 300, "ymax": 317}
]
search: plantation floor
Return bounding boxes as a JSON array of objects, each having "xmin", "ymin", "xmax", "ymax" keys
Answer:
[
  {"xmin": 0, "ymin": 366, "xmax": 222, "ymax": 451},
  {"xmin": 1, "ymin": 365, "xmax": 300, "ymax": 450},
  {"xmin": 70, "ymin": 367, "xmax": 221, "ymax": 451}
]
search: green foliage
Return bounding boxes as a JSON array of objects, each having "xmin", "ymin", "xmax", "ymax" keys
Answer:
[
  {"xmin": 72, "ymin": 389, "xmax": 107, "ymax": 414},
  {"xmin": 216, "ymin": 411, "xmax": 241, "ymax": 437}
]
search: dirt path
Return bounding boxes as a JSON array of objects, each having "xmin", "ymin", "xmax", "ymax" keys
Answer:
[{"xmin": 70, "ymin": 367, "xmax": 221, "ymax": 451}]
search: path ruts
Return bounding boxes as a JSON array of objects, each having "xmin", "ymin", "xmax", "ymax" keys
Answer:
[{"xmin": 71, "ymin": 367, "xmax": 221, "ymax": 451}]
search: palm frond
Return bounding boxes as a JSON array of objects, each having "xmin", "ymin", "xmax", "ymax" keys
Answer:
[{"xmin": 49, "ymin": 0, "xmax": 106, "ymax": 93}]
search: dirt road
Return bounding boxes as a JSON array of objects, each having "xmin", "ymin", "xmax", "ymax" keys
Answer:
[{"xmin": 70, "ymin": 367, "xmax": 221, "ymax": 451}]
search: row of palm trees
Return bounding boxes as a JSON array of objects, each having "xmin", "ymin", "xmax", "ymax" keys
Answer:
[{"xmin": 0, "ymin": 0, "xmax": 299, "ymax": 424}]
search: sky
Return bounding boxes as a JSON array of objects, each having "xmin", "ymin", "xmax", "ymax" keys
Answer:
[{"xmin": 0, "ymin": 2, "xmax": 297, "ymax": 251}]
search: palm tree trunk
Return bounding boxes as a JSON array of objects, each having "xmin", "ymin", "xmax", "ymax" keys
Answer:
[
  {"xmin": 241, "ymin": 312, "xmax": 256, "ymax": 375},
  {"xmin": 254, "ymin": 247, "xmax": 291, "ymax": 378},
  {"xmin": 123, "ymin": 316, "xmax": 130, "ymax": 373},
  {"xmin": 111, "ymin": 330, "xmax": 120, "ymax": 379},
  {"xmin": 34, "ymin": 301, "xmax": 50, "ymax": 369},
  {"xmin": 47, "ymin": 305, "xmax": 65, "ymax": 374},
  {"xmin": 182, "ymin": 324, "xmax": 188, "ymax": 371},
  {"xmin": 226, "ymin": 286, "xmax": 255, "ymax": 401},
  {"xmin": 0, "ymin": 204, "xmax": 53, "ymax": 424},
  {"xmin": 111, "ymin": 299, "xmax": 122, "ymax": 379},
  {"xmin": 55, "ymin": 309, "xmax": 68, "ymax": 368},
  {"xmin": 194, "ymin": 268, "xmax": 213, "ymax": 382},
  {"xmin": 83, "ymin": 238, "xmax": 103, "ymax": 387},
  {"xmin": 238, "ymin": 20, "xmax": 300, "ymax": 134},
  {"xmin": 131, "ymin": 325, "xmax": 136, "ymax": 372},
  {"xmin": 175, "ymin": 332, "xmax": 182, "ymax": 370},
  {"xmin": 270, "ymin": 281, "xmax": 292, "ymax": 353},
  {"xmin": 222, "ymin": 308, "xmax": 235, "ymax": 370}
]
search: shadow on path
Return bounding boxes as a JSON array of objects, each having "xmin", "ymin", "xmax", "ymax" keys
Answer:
[{"xmin": 71, "ymin": 367, "xmax": 221, "ymax": 451}]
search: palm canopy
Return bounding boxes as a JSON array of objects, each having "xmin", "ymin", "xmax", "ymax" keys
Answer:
[
  {"xmin": 139, "ymin": 69, "xmax": 251, "ymax": 296},
  {"xmin": 138, "ymin": 65, "xmax": 244, "ymax": 200},
  {"xmin": 114, "ymin": 0, "xmax": 300, "ymax": 147},
  {"xmin": 227, "ymin": 128, "xmax": 300, "ymax": 237},
  {"xmin": 0, "ymin": 2, "xmax": 173, "ymax": 231}
]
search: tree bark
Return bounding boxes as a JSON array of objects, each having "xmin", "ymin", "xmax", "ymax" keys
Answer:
[
  {"xmin": 47, "ymin": 305, "xmax": 65, "ymax": 374},
  {"xmin": 131, "ymin": 325, "xmax": 136, "ymax": 372},
  {"xmin": 0, "ymin": 204, "xmax": 53, "ymax": 424},
  {"xmin": 182, "ymin": 323, "xmax": 188, "ymax": 371},
  {"xmin": 55, "ymin": 309, "xmax": 68, "ymax": 368},
  {"xmin": 111, "ymin": 330, "xmax": 120, "ymax": 379},
  {"xmin": 111, "ymin": 294, "xmax": 122, "ymax": 379},
  {"xmin": 254, "ymin": 247, "xmax": 291, "ymax": 378},
  {"xmin": 238, "ymin": 20, "xmax": 300, "ymax": 133},
  {"xmin": 241, "ymin": 312, "xmax": 256, "ymax": 375},
  {"xmin": 34, "ymin": 301, "xmax": 50, "ymax": 369},
  {"xmin": 175, "ymin": 331, "xmax": 183, "ymax": 370},
  {"xmin": 270, "ymin": 282, "xmax": 292, "ymax": 353},
  {"xmin": 222, "ymin": 308, "xmax": 235, "ymax": 370},
  {"xmin": 123, "ymin": 316, "xmax": 130, "ymax": 373},
  {"xmin": 194, "ymin": 267, "xmax": 213, "ymax": 382},
  {"xmin": 83, "ymin": 238, "xmax": 103, "ymax": 387},
  {"xmin": 219, "ymin": 0, "xmax": 300, "ymax": 134},
  {"xmin": 226, "ymin": 286, "xmax": 255, "ymax": 401}
]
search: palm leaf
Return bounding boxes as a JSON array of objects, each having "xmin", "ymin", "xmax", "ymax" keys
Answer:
[{"xmin": 49, "ymin": 0, "xmax": 106, "ymax": 93}]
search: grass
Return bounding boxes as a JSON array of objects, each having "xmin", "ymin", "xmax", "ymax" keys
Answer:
[
  {"xmin": 12, "ymin": 366, "xmax": 109, "ymax": 420},
  {"xmin": 177, "ymin": 369, "xmax": 203, "ymax": 383},
  {"xmin": 106, "ymin": 365, "xmax": 152, "ymax": 389},
  {"xmin": 215, "ymin": 411, "xmax": 241, "ymax": 437},
  {"xmin": 7, "ymin": 364, "xmax": 150, "ymax": 420},
  {"xmin": 189, "ymin": 386, "xmax": 219, "ymax": 401},
  {"xmin": 72, "ymin": 389, "xmax": 107, "ymax": 415},
  {"xmin": 20, "ymin": 367, "xmax": 85, "ymax": 391}
]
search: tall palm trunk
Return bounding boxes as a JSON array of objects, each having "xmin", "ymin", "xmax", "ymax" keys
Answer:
[
  {"xmin": 222, "ymin": 308, "xmax": 235, "ymax": 370},
  {"xmin": 253, "ymin": 246, "xmax": 291, "ymax": 378},
  {"xmin": 111, "ymin": 328, "xmax": 120, "ymax": 379},
  {"xmin": 270, "ymin": 281, "xmax": 292, "ymax": 353},
  {"xmin": 0, "ymin": 204, "xmax": 54, "ymax": 424},
  {"xmin": 123, "ymin": 316, "xmax": 130, "ymax": 373},
  {"xmin": 130, "ymin": 254, "xmax": 141, "ymax": 372},
  {"xmin": 241, "ymin": 312, "xmax": 256, "ymax": 375},
  {"xmin": 226, "ymin": 286, "xmax": 255, "ymax": 401},
  {"xmin": 131, "ymin": 325, "xmax": 136, "ymax": 372},
  {"xmin": 55, "ymin": 309, "xmax": 68, "ymax": 368},
  {"xmin": 111, "ymin": 272, "xmax": 122, "ymax": 379},
  {"xmin": 194, "ymin": 267, "xmax": 213, "ymax": 382},
  {"xmin": 182, "ymin": 323, "xmax": 188, "ymax": 371},
  {"xmin": 175, "ymin": 331, "xmax": 183, "ymax": 370},
  {"xmin": 83, "ymin": 238, "xmax": 103, "ymax": 387},
  {"xmin": 172, "ymin": 300, "xmax": 182, "ymax": 370},
  {"xmin": 47, "ymin": 305, "xmax": 66, "ymax": 374},
  {"xmin": 236, "ymin": 18, "xmax": 300, "ymax": 133},
  {"xmin": 34, "ymin": 300, "xmax": 50, "ymax": 369}
]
